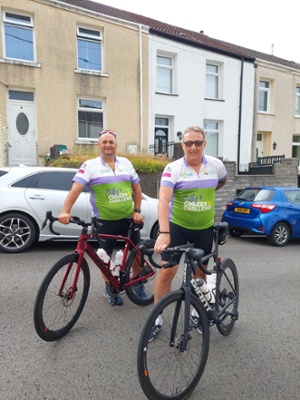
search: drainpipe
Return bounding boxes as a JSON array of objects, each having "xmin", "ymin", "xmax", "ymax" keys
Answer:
[
  {"xmin": 237, "ymin": 57, "xmax": 244, "ymax": 173},
  {"xmin": 138, "ymin": 24, "xmax": 143, "ymax": 151}
]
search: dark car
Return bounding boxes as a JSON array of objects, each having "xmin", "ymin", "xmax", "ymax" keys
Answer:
[{"xmin": 222, "ymin": 186, "xmax": 300, "ymax": 246}]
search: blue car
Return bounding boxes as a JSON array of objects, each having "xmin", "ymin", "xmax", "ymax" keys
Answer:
[{"xmin": 222, "ymin": 186, "xmax": 300, "ymax": 246}]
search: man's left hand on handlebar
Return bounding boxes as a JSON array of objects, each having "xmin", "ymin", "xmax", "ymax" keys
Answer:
[
  {"xmin": 154, "ymin": 232, "xmax": 170, "ymax": 254},
  {"xmin": 132, "ymin": 210, "xmax": 144, "ymax": 224}
]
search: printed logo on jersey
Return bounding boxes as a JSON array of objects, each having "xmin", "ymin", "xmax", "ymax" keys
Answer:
[
  {"xmin": 162, "ymin": 166, "xmax": 172, "ymax": 178},
  {"xmin": 182, "ymin": 193, "xmax": 212, "ymax": 212},
  {"xmin": 78, "ymin": 163, "xmax": 88, "ymax": 174},
  {"xmin": 105, "ymin": 187, "xmax": 132, "ymax": 203}
]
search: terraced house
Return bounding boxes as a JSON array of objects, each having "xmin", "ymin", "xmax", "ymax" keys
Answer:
[{"xmin": 1, "ymin": 0, "xmax": 300, "ymax": 172}]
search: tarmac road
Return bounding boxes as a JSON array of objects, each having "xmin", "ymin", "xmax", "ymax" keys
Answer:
[{"xmin": 0, "ymin": 236, "xmax": 299, "ymax": 400}]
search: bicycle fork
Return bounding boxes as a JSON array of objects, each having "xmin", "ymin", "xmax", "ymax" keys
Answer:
[
  {"xmin": 58, "ymin": 253, "xmax": 83, "ymax": 301},
  {"xmin": 169, "ymin": 286, "xmax": 192, "ymax": 352}
]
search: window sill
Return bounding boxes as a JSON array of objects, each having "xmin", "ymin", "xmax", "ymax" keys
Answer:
[
  {"xmin": 0, "ymin": 58, "xmax": 41, "ymax": 67},
  {"xmin": 204, "ymin": 97, "xmax": 225, "ymax": 102},
  {"xmin": 155, "ymin": 91, "xmax": 178, "ymax": 96},
  {"xmin": 74, "ymin": 69, "xmax": 109, "ymax": 77},
  {"xmin": 258, "ymin": 111, "xmax": 274, "ymax": 115},
  {"xmin": 75, "ymin": 139, "xmax": 98, "ymax": 145}
]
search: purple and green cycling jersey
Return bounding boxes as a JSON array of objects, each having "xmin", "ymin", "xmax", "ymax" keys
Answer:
[
  {"xmin": 161, "ymin": 155, "xmax": 227, "ymax": 230},
  {"xmin": 73, "ymin": 156, "xmax": 139, "ymax": 220}
]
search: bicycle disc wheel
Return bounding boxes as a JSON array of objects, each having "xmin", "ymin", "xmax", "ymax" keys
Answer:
[
  {"xmin": 124, "ymin": 239, "xmax": 158, "ymax": 306},
  {"xmin": 33, "ymin": 253, "xmax": 90, "ymax": 341},
  {"xmin": 137, "ymin": 290, "xmax": 209, "ymax": 400},
  {"xmin": 216, "ymin": 258, "xmax": 239, "ymax": 336}
]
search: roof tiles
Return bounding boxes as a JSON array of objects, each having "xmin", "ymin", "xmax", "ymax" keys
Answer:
[{"xmin": 61, "ymin": 0, "xmax": 300, "ymax": 69}]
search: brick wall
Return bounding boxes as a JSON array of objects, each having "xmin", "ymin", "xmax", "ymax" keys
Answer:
[{"xmin": 139, "ymin": 157, "xmax": 299, "ymax": 222}]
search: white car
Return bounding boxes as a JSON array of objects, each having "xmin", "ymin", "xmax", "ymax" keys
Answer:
[{"xmin": 0, "ymin": 166, "xmax": 159, "ymax": 253}]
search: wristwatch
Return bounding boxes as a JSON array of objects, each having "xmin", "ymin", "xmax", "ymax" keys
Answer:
[{"xmin": 134, "ymin": 208, "xmax": 141, "ymax": 213}]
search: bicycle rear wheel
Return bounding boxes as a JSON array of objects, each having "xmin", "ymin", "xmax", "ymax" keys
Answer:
[
  {"xmin": 216, "ymin": 258, "xmax": 239, "ymax": 336},
  {"xmin": 137, "ymin": 290, "xmax": 209, "ymax": 400},
  {"xmin": 33, "ymin": 253, "xmax": 90, "ymax": 341},
  {"xmin": 124, "ymin": 239, "xmax": 158, "ymax": 306}
]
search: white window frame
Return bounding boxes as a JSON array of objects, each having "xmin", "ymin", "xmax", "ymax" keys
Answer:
[
  {"xmin": 295, "ymin": 86, "xmax": 300, "ymax": 116},
  {"xmin": 156, "ymin": 54, "xmax": 174, "ymax": 94},
  {"xmin": 258, "ymin": 80, "xmax": 270, "ymax": 113},
  {"xmin": 3, "ymin": 11, "xmax": 35, "ymax": 62},
  {"xmin": 292, "ymin": 135, "xmax": 300, "ymax": 169},
  {"xmin": 204, "ymin": 120, "xmax": 220, "ymax": 156},
  {"xmin": 77, "ymin": 98, "xmax": 104, "ymax": 141},
  {"xmin": 77, "ymin": 26, "xmax": 102, "ymax": 72},
  {"xmin": 205, "ymin": 63, "xmax": 221, "ymax": 99}
]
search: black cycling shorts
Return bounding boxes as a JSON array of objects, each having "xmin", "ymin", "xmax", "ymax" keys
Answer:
[
  {"xmin": 97, "ymin": 218, "xmax": 141, "ymax": 255},
  {"xmin": 161, "ymin": 222, "xmax": 213, "ymax": 265}
]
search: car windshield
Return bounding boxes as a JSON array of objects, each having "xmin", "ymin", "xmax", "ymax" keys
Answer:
[{"xmin": 237, "ymin": 189, "xmax": 274, "ymax": 202}]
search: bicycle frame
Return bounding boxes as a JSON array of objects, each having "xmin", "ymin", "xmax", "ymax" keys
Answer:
[{"xmin": 58, "ymin": 224, "xmax": 155, "ymax": 300}]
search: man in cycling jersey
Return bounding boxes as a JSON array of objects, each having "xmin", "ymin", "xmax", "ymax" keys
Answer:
[
  {"xmin": 149, "ymin": 125, "xmax": 227, "ymax": 341},
  {"xmin": 58, "ymin": 129, "xmax": 144, "ymax": 306}
]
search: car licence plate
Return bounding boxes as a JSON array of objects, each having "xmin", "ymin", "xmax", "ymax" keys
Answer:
[{"xmin": 234, "ymin": 207, "xmax": 250, "ymax": 214}]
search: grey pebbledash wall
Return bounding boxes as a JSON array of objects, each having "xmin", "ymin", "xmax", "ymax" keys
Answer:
[{"xmin": 139, "ymin": 157, "xmax": 299, "ymax": 222}]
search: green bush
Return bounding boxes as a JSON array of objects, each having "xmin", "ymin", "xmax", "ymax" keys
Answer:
[{"xmin": 47, "ymin": 151, "xmax": 169, "ymax": 173}]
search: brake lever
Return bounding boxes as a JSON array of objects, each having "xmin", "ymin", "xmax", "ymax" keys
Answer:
[{"xmin": 42, "ymin": 211, "xmax": 61, "ymax": 236}]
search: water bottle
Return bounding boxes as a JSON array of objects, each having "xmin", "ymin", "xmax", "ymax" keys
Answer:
[
  {"xmin": 97, "ymin": 248, "xmax": 110, "ymax": 267},
  {"xmin": 206, "ymin": 272, "xmax": 217, "ymax": 304},
  {"xmin": 195, "ymin": 278, "xmax": 213, "ymax": 303},
  {"xmin": 111, "ymin": 249, "xmax": 123, "ymax": 277}
]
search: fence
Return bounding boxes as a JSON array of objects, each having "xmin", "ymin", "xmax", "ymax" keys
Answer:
[
  {"xmin": 149, "ymin": 141, "xmax": 175, "ymax": 158},
  {"xmin": 247, "ymin": 155, "xmax": 285, "ymax": 175}
]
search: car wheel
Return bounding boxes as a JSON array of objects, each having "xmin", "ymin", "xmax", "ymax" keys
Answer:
[
  {"xmin": 0, "ymin": 212, "xmax": 38, "ymax": 253},
  {"xmin": 229, "ymin": 229, "xmax": 242, "ymax": 237},
  {"xmin": 150, "ymin": 223, "xmax": 159, "ymax": 240},
  {"xmin": 267, "ymin": 222, "xmax": 290, "ymax": 247}
]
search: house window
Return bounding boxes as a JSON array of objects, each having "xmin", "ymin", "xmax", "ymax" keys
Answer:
[
  {"xmin": 77, "ymin": 27, "xmax": 102, "ymax": 71},
  {"xmin": 292, "ymin": 135, "xmax": 300, "ymax": 166},
  {"xmin": 204, "ymin": 120, "xmax": 219, "ymax": 156},
  {"xmin": 156, "ymin": 55, "xmax": 173, "ymax": 93},
  {"xmin": 78, "ymin": 98, "xmax": 103, "ymax": 140},
  {"xmin": 258, "ymin": 80, "xmax": 270, "ymax": 112},
  {"xmin": 206, "ymin": 64, "xmax": 220, "ymax": 99},
  {"xmin": 3, "ymin": 11, "xmax": 34, "ymax": 61},
  {"xmin": 295, "ymin": 87, "xmax": 300, "ymax": 116}
]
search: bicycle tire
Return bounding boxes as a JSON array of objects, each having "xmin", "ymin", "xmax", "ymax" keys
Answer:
[
  {"xmin": 33, "ymin": 253, "xmax": 90, "ymax": 342},
  {"xmin": 216, "ymin": 258, "xmax": 239, "ymax": 336},
  {"xmin": 124, "ymin": 239, "xmax": 157, "ymax": 306},
  {"xmin": 137, "ymin": 290, "xmax": 209, "ymax": 400}
]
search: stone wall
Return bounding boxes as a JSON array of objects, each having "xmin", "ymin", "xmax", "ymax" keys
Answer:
[{"xmin": 139, "ymin": 157, "xmax": 299, "ymax": 222}]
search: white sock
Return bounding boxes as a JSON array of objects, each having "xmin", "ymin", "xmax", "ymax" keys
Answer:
[
  {"xmin": 155, "ymin": 314, "xmax": 163, "ymax": 326},
  {"xmin": 191, "ymin": 308, "xmax": 199, "ymax": 318}
]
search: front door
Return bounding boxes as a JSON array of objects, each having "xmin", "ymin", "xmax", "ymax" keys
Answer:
[
  {"xmin": 7, "ymin": 90, "xmax": 37, "ymax": 165},
  {"xmin": 256, "ymin": 133, "xmax": 264, "ymax": 158}
]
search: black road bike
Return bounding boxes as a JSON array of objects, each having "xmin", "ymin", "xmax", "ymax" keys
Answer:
[{"xmin": 137, "ymin": 222, "xmax": 239, "ymax": 400}]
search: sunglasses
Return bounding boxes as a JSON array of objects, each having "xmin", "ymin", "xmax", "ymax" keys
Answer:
[
  {"xmin": 99, "ymin": 130, "xmax": 117, "ymax": 138},
  {"xmin": 183, "ymin": 140, "xmax": 204, "ymax": 148}
]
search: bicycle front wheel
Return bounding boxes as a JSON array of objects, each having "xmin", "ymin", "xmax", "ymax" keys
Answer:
[
  {"xmin": 137, "ymin": 290, "xmax": 209, "ymax": 400},
  {"xmin": 216, "ymin": 258, "xmax": 239, "ymax": 336},
  {"xmin": 124, "ymin": 239, "xmax": 158, "ymax": 306},
  {"xmin": 33, "ymin": 253, "xmax": 90, "ymax": 341}
]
